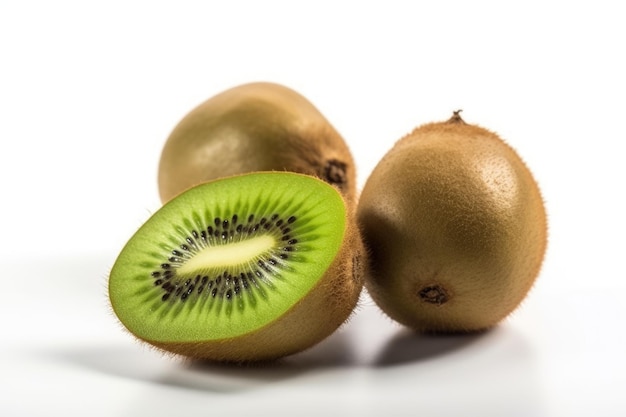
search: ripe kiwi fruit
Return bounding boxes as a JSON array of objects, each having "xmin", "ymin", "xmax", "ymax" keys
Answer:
[
  {"xmin": 157, "ymin": 82, "xmax": 357, "ymax": 205},
  {"xmin": 109, "ymin": 171, "xmax": 364, "ymax": 362},
  {"xmin": 357, "ymin": 111, "xmax": 547, "ymax": 333}
]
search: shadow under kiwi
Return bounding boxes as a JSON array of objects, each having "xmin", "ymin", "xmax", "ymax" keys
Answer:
[
  {"xmin": 373, "ymin": 326, "xmax": 491, "ymax": 367},
  {"xmin": 42, "ymin": 324, "xmax": 358, "ymax": 394},
  {"xmin": 158, "ymin": 326, "xmax": 359, "ymax": 392}
]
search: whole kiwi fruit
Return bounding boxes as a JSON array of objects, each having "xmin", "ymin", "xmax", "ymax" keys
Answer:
[
  {"xmin": 157, "ymin": 82, "xmax": 357, "ymax": 205},
  {"xmin": 109, "ymin": 172, "xmax": 364, "ymax": 362},
  {"xmin": 357, "ymin": 111, "xmax": 547, "ymax": 333}
]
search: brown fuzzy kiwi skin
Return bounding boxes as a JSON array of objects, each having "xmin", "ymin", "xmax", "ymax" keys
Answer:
[
  {"xmin": 357, "ymin": 112, "xmax": 547, "ymax": 333},
  {"xmin": 158, "ymin": 82, "xmax": 357, "ymax": 207},
  {"xmin": 136, "ymin": 206, "xmax": 365, "ymax": 363}
]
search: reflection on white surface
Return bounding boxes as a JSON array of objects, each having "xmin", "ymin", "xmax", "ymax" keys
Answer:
[{"xmin": 3, "ymin": 255, "xmax": 624, "ymax": 417}]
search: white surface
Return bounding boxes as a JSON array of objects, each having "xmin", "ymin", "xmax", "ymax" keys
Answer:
[{"xmin": 1, "ymin": 1, "xmax": 625, "ymax": 416}]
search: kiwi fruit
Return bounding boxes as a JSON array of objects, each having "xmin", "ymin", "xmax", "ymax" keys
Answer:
[
  {"xmin": 109, "ymin": 172, "xmax": 364, "ymax": 362},
  {"xmin": 357, "ymin": 111, "xmax": 547, "ymax": 333},
  {"xmin": 157, "ymin": 82, "xmax": 357, "ymax": 205}
]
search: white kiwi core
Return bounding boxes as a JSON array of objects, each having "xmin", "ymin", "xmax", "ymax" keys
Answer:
[{"xmin": 177, "ymin": 235, "xmax": 276, "ymax": 275}]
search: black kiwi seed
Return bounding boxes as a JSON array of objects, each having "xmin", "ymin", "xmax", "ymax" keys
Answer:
[
  {"xmin": 258, "ymin": 260, "xmax": 270, "ymax": 272},
  {"xmin": 152, "ymin": 213, "xmax": 298, "ymax": 304}
]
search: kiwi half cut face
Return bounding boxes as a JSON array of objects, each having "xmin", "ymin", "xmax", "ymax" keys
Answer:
[{"xmin": 109, "ymin": 172, "xmax": 363, "ymax": 362}]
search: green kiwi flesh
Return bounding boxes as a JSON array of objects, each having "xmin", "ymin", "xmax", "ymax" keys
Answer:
[
  {"xmin": 357, "ymin": 112, "xmax": 547, "ymax": 333},
  {"xmin": 158, "ymin": 82, "xmax": 357, "ymax": 206},
  {"xmin": 109, "ymin": 172, "xmax": 364, "ymax": 362}
]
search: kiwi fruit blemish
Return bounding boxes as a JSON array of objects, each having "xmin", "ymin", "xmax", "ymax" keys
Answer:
[
  {"xmin": 357, "ymin": 111, "xmax": 547, "ymax": 333},
  {"xmin": 158, "ymin": 82, "xmax": 357, "ymax": 205},
  {"xmin": 109, "ymin": 172, "xmax": 364, "ymax": 362}
]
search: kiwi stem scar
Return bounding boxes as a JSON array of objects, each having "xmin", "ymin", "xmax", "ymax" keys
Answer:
[
  {"xmin": 177, "ymin": 235, "xmax": 276, "ymax": 275},
  {"xmin": 324, "ymin": 159, "xmax": 347, "ymax": 188},
  {"xmin": 419, "ymin": 285, "xmax": 449, "ymax": 305}
]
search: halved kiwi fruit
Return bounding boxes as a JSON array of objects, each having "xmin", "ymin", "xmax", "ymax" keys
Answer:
[
  {"xmin": 157, "ymin": 82, "xmax": 357, "ymax": 205},
  {"xmin": 357, "ymin": 111, "xmax": 547, "ymax": 333},
  {"xmin": 109, "ymin": 172, "xmax": 364, "ymax": 362}
]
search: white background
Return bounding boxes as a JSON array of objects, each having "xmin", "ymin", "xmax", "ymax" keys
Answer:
[{"xmin": 1, "ymin": 1, "xmax": 624, "ymax": 416}]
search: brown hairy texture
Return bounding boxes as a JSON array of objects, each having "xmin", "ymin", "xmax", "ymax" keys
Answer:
[
  {"xmin": 357, "ymin": 113, "xmax": 547, "ymax": 333},
  {"xmin": 158, "ymin": 82, "xmax": 357, "ymax": 207}
]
